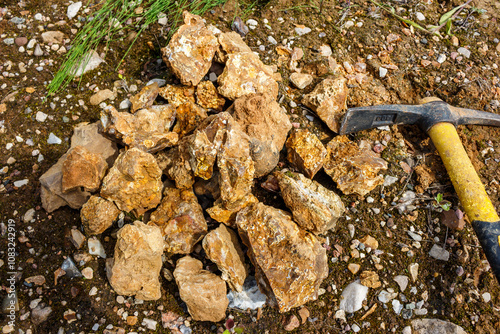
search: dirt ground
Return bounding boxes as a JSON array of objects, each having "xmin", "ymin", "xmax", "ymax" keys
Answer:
[{"xmin": 0, "ymin": 0, "xmax": 499, "ymax": 333}]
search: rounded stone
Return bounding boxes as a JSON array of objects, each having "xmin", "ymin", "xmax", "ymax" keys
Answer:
[{"xmin": 15, "ymin": 37, "xmax": 28, "ymax": 46}]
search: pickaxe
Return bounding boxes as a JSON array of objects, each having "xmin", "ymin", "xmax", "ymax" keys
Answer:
[{"xmin": 339, "ymin": 97, "xmax": 500, "ymax": 282}]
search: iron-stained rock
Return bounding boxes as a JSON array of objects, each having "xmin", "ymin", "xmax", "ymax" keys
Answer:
[
  {"xmin": 156, "ymin": 144, "xmax": 195, "ymax": 190},
  {"xmin": 161, "ymin": 12, "xmax": 218, "ymax": 86},
  {"xmin": 206, "ymin": 194, "xmax": 258, "ymax": 227},
  {"xmin": 149, "ymin": 184, "xmax": 207, "ymax": 254},
  {"xmin": 202, "ymin": 224, "xmax": 248, "ymax": 292},
  {"xmin": 100, "ymin": 105, "xmax": 178, "ymax": 153},
  {"xmin": 285, "ymin": 129, "xmax": 326, "ymax": 179},
  {"xmin": 302, "ymin": 76, "xmax": 348, "ymax": 133},
  {"xmin": 216, "ymin": 31, "xmax": 252, "ymax": 63},
  {"xmin": 100, "ymin": 148, "xmax": 162, "ymax": 215},
  {"xmin": 129, "ymin": 82, "xmax": 159, "ymax": 113},
  {"xmin": 172, "ymin": 101, "xmax": 208, "ymax": 138},
  {"xmin": 236, "ymin": 202, "xmax": 328, "ymax": 312},
  {"xmin": 80, "ymin": 195, "xmax": 120, "ymax": 235},
  {"xmin": 218, "ymin": 52, "xmax": 280, "ymax": 100},
  {"xmin": 107, "ymin": 221, "xmax": 163, "ymax": 300},
  {"xmin": 324, "ymin": 136, "xmax": 387, "ymax": 196},
  {"xmin": 196, "ymin": 81, "xmax": 226, "ymax": 111},
  {"xmin": 275, "ymin": 171, "xmax": 344, "ymax": 235},
  {"xmin": 158, "ymin": 84, "xmax": 195, "ymax": 108},
  {"xmin": 62, "ymin": 146, "xmax": 108, "ymax": 193},
  {"xmin": 230, "ymin": 93, "xmax": 291, "ymax": 177},
  {"xmin": 173, "ymin": 256, "xmax": 229, "ymax": 322}
]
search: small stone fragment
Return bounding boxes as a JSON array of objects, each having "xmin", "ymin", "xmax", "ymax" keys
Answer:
[
  {"xmin": 158, "ymin": 85, "xmax": 195, "ymax": 108},
  {"xmin": 302, "ymin": 76, "xmax": 348, "ymax": 133},
  {"xmin": 394, "ymin": 275, "xmax": 409, "ymax": 292},
  {"xmin": 429, "ymin": 244, "xmax": 450, "ymax": 261},
  {"xmin": 360, "ymin": 271, "xmax": 381, "ymax": 288},
  {"xmin": 285, "ymin": 129, "xmax": 326, "ymax": 178},
  {"xmin": 411, "ymin": 319, "xmax": 466, "ymax": 334},
  {"xmin": 408, "ymin": 263, "xmax": 419, "ymax": 282},
  {"xmin": 339, "ymin": 280, "xmax": 369, "ymax": 313},
  {"xmin": 67, "ymin": 2, "xmax": 82, "ymax": 19},
  {"xmin": 216, "ymin": 31, "xmax": 252, "ymax": 63},
  {"xmin": 107, "ymin": 221, "xmax": 163, "ymax": 300},
  {"xmin": 90, "ymin": 89, "xmax": 115, "ymax": 106},
  {"xmin": 348, "ymin": 263, "xmax": 361, "ymax": 274},
  {"xmin": 129, "ymin": 82, "xmax": 159, "ymax": 113},
  {"xmin": 70, "ymin": 229, "xmax": 86, "ymax": 249},
  {"xmin": 196, "ymin": 81, "xmax": 226, "ymax": 111},
  {"xmin": 88, "ymin": 237, "xmax": 106, "ymax": 258},
  {"xmin": 440, "ymin": 210, "xmax": 465, "ymax": 230},
  {"xmin": 81, "ymin": 196, "xmax": 120, "ymax": 235},
  {"xmin": 62, "ymin": 146, "xmax": 108, "ymax": 193},
  {"xmin": 284, "ymin": 315, "xmax": 300, "ymax": 331},
  {"xmin": 41, "ymin": 31, "xmax": 65, "ymax": 44},
  {"xmin": 173, "ymin": 256, "xmax": 229, "ymax": 322},
  {"xmin": 360, "ymin": 235, "xmax": 378, "ymax": 249},
  {"xmin": 298, "ymin": 307, "xmax": 310, "ymax": 324},
  {"xmin": 290, "ymin": 73, "xmax": 313, "ymax": 89}
]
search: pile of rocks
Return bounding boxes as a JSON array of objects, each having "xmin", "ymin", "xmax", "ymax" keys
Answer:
[{"xmin": 39, "ymin": 11, "xmax": 390, "ymax": 322}]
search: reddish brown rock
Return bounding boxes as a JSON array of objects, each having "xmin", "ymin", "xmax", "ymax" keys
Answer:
[
  {"xmin": 100, "ymin": 148, "xmax": 162, "ymax": 215},
  {"xmin": 172, "ymin": 101, "xmax": 208, "ymax": 138},
  {"xmin": 236, "ymin": 202, "xmax": 328, "ymax": 312},
  {"xmin": 286, "ymin": 129, "xmax": 326, "ymax": 179},
  {"xmin": 81, "ymin": 196, "xmax": 121, "ymax": 235},
  {"xmin": 230, "ymin": 93, "xmax": 292, "ymax": 177},
  {"xmin": 158, "ymin": 85, "xmax": 195, "ymax": 108},
  {"xmin": 173, "ymin": 256, "xmax": 229, "ymax": 322},
  {"xmin": 100, "ymin": 105, "xmax": 178, "ymax": 153},
  {"xmin": 129, "ymin": 82, "xmax": 159, "ymax": 113},
  {"xmin": 218, "ymin": 52, "xmax": 280, "ymax": 100},
  {"xmin": 196, "ymin": 81, "xmax": 226, "ymax": 111},
  {"xmin": 107, "ymin": 221, "xmax": 163, "ymax": 300},
  {"xmin": 323, "ymin": 136, "xmax": 387, "ymax": 196},
  {"xmin": 149, "ymin": 184, "xmax": 207, "ymax": 254},
  {"xmin": 202, "ymin": 224, "xmax": 248, "ymax": 292},
  {"xmin": 161, "ymin": 12, "xmax": 219, "ymax": 86},
  {"xmin": 302, "ymin": 76, "xmax": 348, "ymax": 133},
  {"xmin": 275, "ymin": 171, "xmax": 345, "ymax": 235},
  {"xmin": 61, "ymin": 146, "xmax": 108, "ymax": 193}
]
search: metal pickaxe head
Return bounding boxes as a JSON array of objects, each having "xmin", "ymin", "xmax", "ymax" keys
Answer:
[{"xmin": 339, "ymin": 98, "xmax": 500, "ymax": 284}]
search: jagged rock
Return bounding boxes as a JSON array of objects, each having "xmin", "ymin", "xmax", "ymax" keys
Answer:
[
  {"xmin": 285, "ymin": 129, "xmax": 326, "ymax": 178},
  {"xmin": 216, "ymin": 31, "xmax": 252, "ymax": 63},
  {"xmin": 193, "ymin": 176, "xmax": 220, "ymax": 199},
  {"xmin": 100, "ymin": 105, "xmax": 178, "ymax": 153},
  {"xmin": 196, "ymin": 81, "xmax": 226, "ymax": 111},
  {"xmin": 129, "ymin": 82, "xmax": 159, "ymax": 113},
  {"xmin": 218, "ymin": 52, "xmax": 280, "ymax": 100},
  {"xmin": 323, "ymin": 136, "xmax": 387, "ymax": 196},
  {"xmin": 230, "ymin": 93, "xmax": 291, "ymax": 177},
  {"xmin": 172, "ymin": 101, "xmax": 208, "ymax": 138},
  {"xmin": 158, "ymin": 85, "xmax": 195, "ymax": 108},
  {"xmin": 206, "ymin": 194, "xmax": 258, "ymax": 227},
  {"xmin": 155, "ymin": 144, "xmax": 195, "ymax": 190},
  {"xmin": 275, "ymin": 171, "xmax": 345, "ymax": 235},
  {"xmin": 360, "ymin": 271, "xmax": 381, "ymax": 288},
  {"xmin": 89, "ymin": 89, "xmax": 115, "ymax": 105},
  {"xmin": 161, "ymin": 12, "xmax": 218, "ymax": 86},
  {"xmin": 203, "ymin": 224, "xmax": 248, "ymax": 292},
  {"xmin": 236, "ymin": 202, "xmax": 328, "ymax": 312},
  {"xmin": 61, "ymin": 146, "xmax": 108, "ymax": 193},
  {"xmin": 411, "ymin": 319, "xmax": 466, "ymax": 334},
  {"xmin": 100, "ymin": 148, "xmax": 162, "ymax": 215},
  {"xmin": 107, "ymin": 221, "xmax": 163, "ymax": 300},
  {"xmin": 173, "ymin": 256, "xmax": 229, "ymax": 322},
  {"xmin": 217, "ymin": 119, "xmax": 255, "ymax": 208},
  {"xmin": 81, "ymin": 196, "xmax": 121, "ymax": 235},
  {"xmin": 149, "ymin": 184, "xmax": 207, "ymax": 254},
  {"xmin": 302, "ymin": 76, "xmax": 348, "ymax": 133},
  {"xmin": 71, "ymin": 50, "xmax": 105, "ymax": 77},
  {"xmin": 40, "ymin": 122, "xmax": 118, "ymax": 213},
  {"xmin": 290, "ymin": 73, "xmax": 313, "ymax": 89}
]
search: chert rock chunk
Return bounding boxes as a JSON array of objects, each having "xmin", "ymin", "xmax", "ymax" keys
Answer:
[
  {"xmin": 62, "ymin": 146, "xmax": 108, "ymax": 192},
  {"xmin": 290, "ymin": 72, "xmax": 313, "ymax": 89},
  {"xmin": 230, "ymin": 93, "xmax": 292, "ymax": 177},
  {"xmin": 323, "ymin": 136, "xmax": 388, "ymax": 196},
  {"xmin": 173, "ymin": 256, "xmax": 229, "ymax": 322},
  {"xmin": 196, "ymin": 81, "xmax": 226, "ymax": 111},
  {"xmin": 202, "ymin": 224, "xmax": 248, "ymax": 292},
  {"xmin": 276, "ymin": 171, "xmax": 345, "ymax": 235},
  {"xmin": 100, "ymin": 148, "xmax": 162, "ymax": 215},
  {"xmin": 100, "ymin": 105, "xmax": 178, "ymax": 153},
  {"xmin": 236, "ymin": 202, "xmax": 328, "ymax": 312},
  {"xmin": 129, "ymin": 82, "xmax": 159, "ymax": 113},
  {"xmin": 107, "ymin": 221, "xmax": 163, "ymax": 300},
  {"xmin": 172, "ymin": 101, "xmax": 208, "ymax": 138},
  {"xmin": 286, "ymin": 129, "xmax": 326, "ymax": 179},
  {"xmin": 81, "ymin": 195, "xmax": 120, "ymax": 235},
  {"xmin": 40, "ymin": 122, "xmax": 118, "ymax": 213},
  {"xmin": 216, "ymin": 31, "xmax": 252, "ymax": 63},
  {"xmin": 218, "ymin": 52, "xmax": 280, "ymax": 100},
  {"xmin": 158, "ymin": 84, "xmax": 195, "ymax": 108},
  {"xmin": 156, "ymin": 144, "xmax": 195, "ymax": 190},
  {"xmin": 161, "ymin": 12, "xmax": 218, "ymax": 86},
  {"xmin": 206, "ymin": 194, "xmax": 258, "ymax": 227},
  {"xmin": 149, "ymin": 184, "xmax": 207, "ymax": 254},
  {"xmin": 302, "ymin": 76, "xmax": 348, "ymax": 133},
  {"xmin": 217, "ymin": 119, "xmax": 255, "ymax": 208}
]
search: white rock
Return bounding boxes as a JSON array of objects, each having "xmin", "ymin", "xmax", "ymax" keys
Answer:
[
  {"xmin": 403, "ymin": 325, "xmax": 412, "ymax": 334},
  {"xmin": 142, "ymin": 318, "xmax": 157, "ymax": 330},
  {"xmin": 334, "ymin": 309, "xmax": 346, "ymax": 322},
  {"xmin": 71, "ymin": 50, "xmax": 104, "ymax": 77},
  {"xmin": 14, "ymin": 179, "xmax": 29, "ymax": 187},
  {"xmin": 393, "ymin": 275, "xmax": 409, "ymax": 292},
  {"xmin": 383, "ymin": 175, "xmax": 398, "ymax": 186},
  {"xmin": 89, "ymin": 287, "xmax": 98, "ymax": 296},
  {"xmin": 344, "ymin": 21, "xmax": 354, "ymax": 29},
  {"xmin": 378, "ymin": 289, "xmax": 397, "ymax": 303},
  {"xmin": 246, "ymin": 19, "xmax": 258, "ymax": 30},
  {"xmin": 482, "ymin": 292, "xmax": 491, "ymax": 302},
  {"xmin": 339, "ymin": 280, "xmax": 368, "ymax": 313},
  {"xmin": 352, "ymin": 324, "xmax": 360, "ymax": 332},
  {"xmin": 411, "ymin": 319, "xmax": 466, "ymax": 334},
  {"xmin": 392, "ymin": 299, "xmax": 403, "ymax": 314},
  {"xmin": 47, "ymin": 133, "xmax": 62, "ymax": 144},
  {"xmin": 295, "ymin": 26, "xmax": 311, "ymax": 36},
  {"xmin": 379, "ymin": 67, "xmax": 388, "ymax": 78},
  {"xmin": 23, "ymin": 208, "xmax": 36, "ymax": 223},
  {"xmin": 415, "ymin": 12, "xmax": 425, "ymax": 21},
  {"xmin": 319, "ymin": 44, "xmax": 332, "ymax": 57},
  {"xmin": 27, "ymin": 39, "xmax": 36, "ymax": 49},
  {"xmin": 34, "ymin": 44, "xmax": 43, "ymax": 57},
  {"xmin": 36, "ymin": 111, "xmax": 48, "ymax": 122},
  {"xmin": 67, "ymin": 2, "xmax": 82, "ymax": 19},
  {"xmin": 409, "ymin": 263, "xmax": 419, "ymax": 282},
  {"xmin": 34, "ymin": 13, "xmax": 43, "ymax": 20},
  {"xmin": 227, "ymin": 277, "xmax": 267, "ymax": 310},
  {"xmin": 457, "ymin": 47, "xmax": 471, "ymax": 58},
  {"xmin": 429, "ymin": 244, "xmax": 449, "ymax": 261},
  {"xmin": 158, "ymin": 13, "xmax": 168, "ymax": 26},
  {"xmin": 81, "ymin": 267, "xmax": 93, "ymax": 279},
  {"xmin": 268, "ymin": 36, "xmax": 277, "ymax": 45},
  {"xmin": 407, "ymin": 231, "xmax": 422, "ymax": 241},
  {"xmin": 437, "ymin": 54, "xmax": 446, "ymax": 63},
  {"xmin": 119, "ymin": 99, "xmax": 131, "ymax": 109},
  {"xmin": 146, "ymin": 78, "xmax": 166, "ymax": 87},
  {"xmin": 88, "ymin": 237, "xmax": 106, "ymax": 258}
]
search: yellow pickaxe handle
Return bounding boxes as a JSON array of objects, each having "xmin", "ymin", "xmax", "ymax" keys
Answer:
[{"xmin": 428, "ymin": 122, "xmax": 500, "ymax": 280}]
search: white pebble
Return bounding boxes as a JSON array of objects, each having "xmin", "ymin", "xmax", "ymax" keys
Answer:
[{"xmin": 47, "ymin": 133, "xmax": 62, "ymax": 144}]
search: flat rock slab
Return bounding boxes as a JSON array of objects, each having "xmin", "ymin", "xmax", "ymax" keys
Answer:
[{"xmin": 411, "ymin": 319, "xmax": 466, "ymax": 334}]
